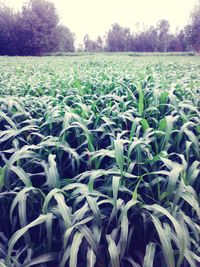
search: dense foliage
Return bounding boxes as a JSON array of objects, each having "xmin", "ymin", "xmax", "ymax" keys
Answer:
[
  {"xmin": 185, "ymin": 2, "xmax": 200, "ymax": 53},
  {"xmin": 105, "ymin": 21, "xmax": 184, "ymax": 53},
  {"xmin": 0, "ymin": 55, "xmax": 200, "ymax": 266},
  {"xmin": 0, "ymin": 0, "xmax": 75, "ymax": 56}
]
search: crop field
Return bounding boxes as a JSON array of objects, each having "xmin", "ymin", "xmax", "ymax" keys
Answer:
[{"xmin": 0, "ymin": 55, "xmax": 200, "ymax": 267}]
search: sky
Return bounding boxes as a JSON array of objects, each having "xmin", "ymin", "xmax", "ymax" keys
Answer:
[{"xmin": 6, "ymin": 0, "xmax": 197, "ymax": 46}]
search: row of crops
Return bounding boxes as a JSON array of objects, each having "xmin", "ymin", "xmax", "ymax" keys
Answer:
[{"xmin": 0, "ymin": 55, "xmax": 200, "ymax": 266}]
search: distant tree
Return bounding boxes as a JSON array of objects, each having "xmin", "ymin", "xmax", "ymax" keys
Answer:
[
  {"xmin": 130, "ymin": 26, "xmax": 159, "ymax": 52},
  {"xmin": 96, "ymin": 36, "xmax": 104, "ymax": 51},
  {"xmin": 168, "ymin": 30, "xmax": 188, "ymax": 52},
  {"xmin": 106, "ymin": 23, "xmax": 131, "ymax": 52},
  {"xmin": 130, "ymin": 32, "xmax": 147, "ymax": 52},
  {"xmin": 177, "ymin": 30, "xmax": 188, "ymax": 51},
  {"xmin": 0, "ymin": 4, "xmax": 18, "ymax": 55},
  {"xmin": 84, "ymin": 34, "xmax": 99, "ymax": 52},
  {"xmin": 157, "ymin": 19, "xmax": 171, "ymax": 52},
  {"xmin": 77, "ymin": 43, "xmax": 84, "ymax": 52},
  {"xmin": 17, "ymin": 0, "xmax": 59, "ymax": 55},
  {"xmin": 54, "ymin": 25, "xmax": 75, "ymax": 52},
  {"xmin": 185, "ymin": 2, "xmax": 200, "ymax": 52},
  {"xmin": 84, "ymin": 34, "xmax": 94, "ymax": 51},
  {"xmin": 146, "ymin": 26, "xmax": 159, "ymax": 51},
  {"xmin": 167, "ymin": 34, "xmax": 180, "ymax": 52}
]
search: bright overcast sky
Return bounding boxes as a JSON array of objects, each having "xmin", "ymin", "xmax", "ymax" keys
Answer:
[{"xmin": 6, "ymin": 0, "xmax": 197, "ymax": 45}]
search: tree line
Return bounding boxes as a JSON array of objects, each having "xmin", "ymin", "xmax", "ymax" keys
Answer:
[
  {"xmin": 88, "ymin": 21, "xmax": 187, "ymax": 53},
  {"xmin": 0, "ymin": 0, "xmax": 200, "ymax": 55},
  {"xmin": 84, "ymin": 15, "xmax": 200, "ymax": 53}
]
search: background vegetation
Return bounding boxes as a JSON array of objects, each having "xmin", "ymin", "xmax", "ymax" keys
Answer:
[
  {"xmin": 0, "ymin": 0, "xmax": 75, "ymax": 55},
  {"xmin": 0, "ymin": 0, "xmax": 200, "ymax": 55}
]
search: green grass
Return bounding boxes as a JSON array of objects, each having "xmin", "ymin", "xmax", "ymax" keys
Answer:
[{"xmin": 0, "ymin": 55, "xmax": 199, "ymax": 267}]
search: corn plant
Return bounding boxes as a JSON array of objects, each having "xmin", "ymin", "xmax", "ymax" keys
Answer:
[{"xmin": 0, "ymin": 55, "xmax": 199, "ymax": 267}]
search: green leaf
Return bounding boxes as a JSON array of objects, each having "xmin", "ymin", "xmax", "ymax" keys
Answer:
[
  {"xmin": 42, "ymin": 154, "xmax": 60, "ymax": 189},
  {"xmin": 11, "ymin": 166, "xmax": 32, "ymax": 187},
  {"xmin": 143, "ymin": 242, "xmax": 156, "ymax": 267},
  {"xmin": 87, "ymin": 248, "xmax": 96, "ymax": 267},
  {"xmin": 0, "ymin": 261, "xmax": 7, "ymax": 267},
  {"xmin": 112, "ymin": 176, "xmax": 120, "ymax": 208},
  {"xmin": 6, "ymin": 215, "xmax": 47, "ymax": 266},
  {"xmin": 0, "ymin": 166, "xmax": 5, "ymax": 188},
  {"xmin": 23, "ymin": 252, "xmax": 58, "ymax": 267},
  {"xmin": 114, "ymin": 139, "xmax": 125, "ymax": 175},
  {"xmin": 151, "ymin": 215, "xmax": 175, "ymax": 267},
  {"xmin": 137, "ymin": 83, "xmax": 144, "ymax": 115},
  {"xmin": 132, "ymin": 178, "xmax": 142, "ymax": 201},
  {"xmin": 69, "ymin": 232, "xmax": 84, "ymax": 267},
  {"xmin": 106, "ymin": 235, "xmax": 120, "ymax": 267},
  {"xmin": 140, "ymin": 119, "xmax": 149, "ymax": 132},
  {"xmin": 54, "ymin": 193, "xmax": 71, "ymax": 228}
]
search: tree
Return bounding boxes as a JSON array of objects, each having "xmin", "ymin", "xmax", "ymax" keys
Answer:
[
  {"xmin": 157, "ymin": 19, "xmax": 170, "ymax": 52},
  {"xmin": 0, "ymin": 0, "xmax": 75, "ymax": 55},
  {"xmin": 167, "ymin": 30, "xmax": 188, "ymax": 52},
  {"xmin": 130, "ymin": 26, "xmax": 159, "ymax": 52},
  {"xmin": 186, "ymin": 2, "xmax": 200, "ymax": 52},
  {"xmin": 177, "ymin": 30, "xmax": 188, "ymax": 52},
  {"xmin": 17, "ymin": 0, "xmax": 59, "ymax": 55},
  {"xmin": 83, "ymin": 35, "xmax": 104, "ymax": 52},
  {"xmin": 106, "ymin": 23, "xmax": 131, "ymax": 52},
  {"xmin": 54, "ymin": 25, "xmax": 75, "ymax": 52},
  {"xmin": 0, "ymin": 4, "xmax": 18, "ymax": 55},
  {"xmin": 77, "ymin": 43, "xmax": 84, "ymax": 52},
  {"xmin": 83, "ymin": 34, "xmax": 100, "ymax": 52},
  {"xmin": 96, "ymin": 36, "xmax": 104, "ymax": 51}
]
